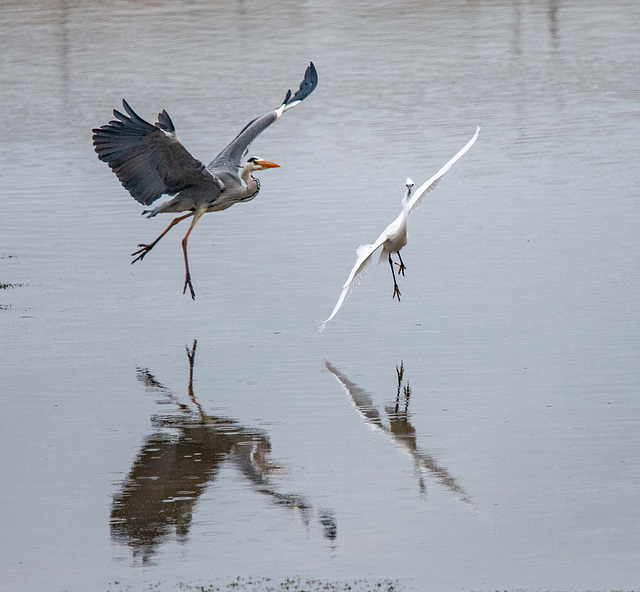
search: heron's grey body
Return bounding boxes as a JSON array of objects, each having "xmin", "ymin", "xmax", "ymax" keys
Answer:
[
  {"xmin": 92, "ymin": 63, "xmax": 318, "ymax": 298},
  {"xmin": 150, "ymin": 164, "xmax": 261, "ymax": 215},
  {"xmin": 143, "ymin": 108, "xmax": 288, "ymax": 216}
]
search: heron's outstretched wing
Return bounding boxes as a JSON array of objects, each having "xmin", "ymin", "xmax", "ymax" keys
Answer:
[
  {"xmin": 208, "ymin": 62, "xmax": 318, "ymax": 172},
  {"xmin": 407, "ymin": 126, "xmax": 480, "ymax": 213},
  {"xmin": 319, "ymin": 230, "xmax": 388, "ymax": 332},
  {"xmin": 93, "ymin": 100, "xmax": 213, "ymax": 205}
]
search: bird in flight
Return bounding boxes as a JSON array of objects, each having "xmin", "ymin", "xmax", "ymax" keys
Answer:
[
  {"xmin": 319, "ymin": 126, "xmax": 480, "ymax": 331},
  {"xmin": 92, "ymin": 63, "xmax": 318, "ymax": 299}
]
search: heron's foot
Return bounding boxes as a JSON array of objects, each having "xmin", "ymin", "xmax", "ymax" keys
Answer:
[
  {"xmin": 395, "ymin": 262, "xmax": 407, "ymax": 277},
  {"xmin": 393, "ymin": 284, "xmax": 402, "ymax": 302},
  {"xmin": 131, "ymin": 243, "xmax": 154, "ymax": 265},
  {"xmin": 183, "ymin": 272, "xmax": 196, "ymax": 300}
]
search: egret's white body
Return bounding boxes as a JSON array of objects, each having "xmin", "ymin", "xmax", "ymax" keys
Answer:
[{"xmin": 319, "ymin": 126, "xmax": 480, "ymax": 331}]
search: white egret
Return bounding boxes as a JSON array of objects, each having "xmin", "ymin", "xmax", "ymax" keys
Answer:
[{"xmin": 319, "ymin": 126, "xmax": 480, "ymax": 331}]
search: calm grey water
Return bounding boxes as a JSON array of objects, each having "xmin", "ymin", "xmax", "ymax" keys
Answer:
[{"xmin": 1, "ymin": 1, "xmax": 639, "ymax": 591}]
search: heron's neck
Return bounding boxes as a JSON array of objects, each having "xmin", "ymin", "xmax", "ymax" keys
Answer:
[
  {"xmin": 240, "ymin": 164, "xmax": 255, "ymax": 186},
  {"xmin": 240, "ymin": 165, "xmax": 260, "ymax": 200}
]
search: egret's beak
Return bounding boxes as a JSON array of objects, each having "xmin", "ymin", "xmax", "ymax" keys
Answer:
[{"xmin": 257, "ymin": 159, "xmax": 280, "ymax": 169}]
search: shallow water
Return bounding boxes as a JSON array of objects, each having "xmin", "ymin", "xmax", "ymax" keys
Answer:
[{"xmin": 1, "ymin": 1, "xmax": 639, "ymax": 591}]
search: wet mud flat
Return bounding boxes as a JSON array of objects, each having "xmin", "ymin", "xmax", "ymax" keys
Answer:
[
  {"xmin": 0, "ymin": 266, "xmax": 24, "ymax": 311},
  {"xmin": 106, "ymin": 577, "xmax": 403, "ymax": 592}
]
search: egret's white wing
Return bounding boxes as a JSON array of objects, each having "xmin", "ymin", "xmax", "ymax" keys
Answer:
[
  {"xmin": 408, "ymin": 126, "xmax": 480, "ymax": 213},
  {"xmin": 323, "ymin": 360, "xmax": 388, "ymax": 431},
  {"xmin": 319, "ymin": 231, "xmax": 388, "ymax": 332}
]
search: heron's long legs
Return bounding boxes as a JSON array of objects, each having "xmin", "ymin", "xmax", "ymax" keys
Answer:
[
  {"xmin": 388, "ymin": 254, "xmax": 401, "ymax": 302},
  {"xmin": 395, "ymin": 252, "xmax": 407, "ymax": 277},
  {"xmin": 185, "ymin": 340, "xmax": 206, "ymax": 418},
  {"xmin": 131, "ymin": 212, "xmax": 194, "ymax": 264},
  {"xmin": 181, "ymin": 210, "xmax": 205, "ymax": 300}
]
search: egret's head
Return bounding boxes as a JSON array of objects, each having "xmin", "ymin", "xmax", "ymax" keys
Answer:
[
  {"xmin": 246, "ymin": 156, "xmax": 280, "ymax": 171},
  {"xmin": 401, "ymin": 177, "xmax": 414, "ymax": 208}
]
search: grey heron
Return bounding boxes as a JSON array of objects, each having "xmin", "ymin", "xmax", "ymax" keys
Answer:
[
  {"xmin": 319, "ymin": 126, "xmax": 480, "ymax": 331},
  {"xmin": 113, "ymin": 340, "xmax": 334, "ymax": 560},
  {"xmin": 92, "ymin": 62, "xmax": 318, "ymax": 299}
]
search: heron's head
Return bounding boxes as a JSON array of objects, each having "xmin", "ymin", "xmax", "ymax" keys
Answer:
[
  {"xmin": 246, "ymin": 156, "xmax": 280, "ymax": 171},
  {"xmin": 405, "ymin": 178, "xmax": 414, "ymax": 189}
]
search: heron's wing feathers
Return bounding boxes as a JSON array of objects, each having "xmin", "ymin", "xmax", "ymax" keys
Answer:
[
  {"xmin": 207, "ymin": 111, "xmax": 278, "ymax": 172},
  {"xmin": 408, "ymin": 126, "xmax": 480, "ymax": 213},
  {"xmin": 93, "ymin": 100, "xmax": 213, "ymax": 205},
  {"xmin": 278, "ymin": 61, "xmax": 319, "ymax": 114},
  {"xmin": 319, "ymin": 231, "xmax": 387, "ymax": 332},
  {"xmin": 207, "ymin": 62, "xmax": 318, "ymax": 171}
]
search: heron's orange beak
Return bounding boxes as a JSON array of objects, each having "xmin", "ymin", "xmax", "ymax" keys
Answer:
[{"xmin": 257, "ymin": 159, "xmax": 280, "ymax": 169}]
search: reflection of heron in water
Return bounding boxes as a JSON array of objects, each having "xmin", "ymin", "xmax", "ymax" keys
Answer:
[
  {"xmin": 323, "ymin": 360, "xmax": 474, "ymax": 508},
  {"xmin": 111, "ymin": 341, "xmax": 336, "ymax": 562}
]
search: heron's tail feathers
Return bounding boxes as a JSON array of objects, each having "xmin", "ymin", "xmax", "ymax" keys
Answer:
[
  {"xmin": 141, "ymin": 195, "xmax": 184, "ymax": 218},
  {"xmin": 142, "ymin": 206, "xmax": 162, "ymax": 218}
]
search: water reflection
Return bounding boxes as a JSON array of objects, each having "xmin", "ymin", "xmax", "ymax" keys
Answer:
[
  {"xmin": 548, "ymin": 0, "xmax": 559, "ymax": 46},
  {"xmin": 324, "ymin": 361, "xmax": 473, "ymax": 507},
  {"xmin": 111, "ymin": 341, "xmax": 335, "ymax": 562}
]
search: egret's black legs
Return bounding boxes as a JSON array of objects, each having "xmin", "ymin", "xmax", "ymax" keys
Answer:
[
  {"xmin": 132, "ymin": 212, "xmax": 194, "ymax": 264},
  {"xmin": 181, "ymin": 211, "xmax": 205, "ymax": 300},
  {"xmin": 388, "ymin": 254, "xmax": 402, "ymax": 302},
  {"xmin": 395, "ymin": 252, "xmax": 407, "ymax": 277}
]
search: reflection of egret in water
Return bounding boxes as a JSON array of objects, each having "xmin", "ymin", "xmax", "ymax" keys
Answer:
[
  {"xmin": 111, "ymin": 341, "xmax": 335, "ymax": 562},
  {"xmin": 323, "ymin": 360, "xmax": 474, "ymax": 508}
]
